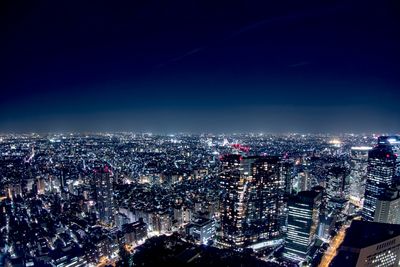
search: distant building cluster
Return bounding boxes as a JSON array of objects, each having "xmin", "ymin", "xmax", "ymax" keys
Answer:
[{"xmin": 0, "ymin": 133, "xmax": 399, "ymax": 266}]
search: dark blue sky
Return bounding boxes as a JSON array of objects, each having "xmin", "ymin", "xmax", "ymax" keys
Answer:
[{"xmin": 1, "ymin": 0, "xmax": 399, "ymax": 133}]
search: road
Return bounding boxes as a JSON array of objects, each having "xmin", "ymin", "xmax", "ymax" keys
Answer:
[{"xmin": 318, "ymin": 224, "xmax": 348, "ymax": 267}]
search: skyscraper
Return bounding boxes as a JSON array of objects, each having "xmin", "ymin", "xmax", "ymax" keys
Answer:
[
  {"xmin": 245, "ymin": 156, "xmax": 285, "ymax": 242},
  {"xmin": 219, "ymin": 154, "xmax": 247, "ymax": 248},
  {"xmin": 281, "ymin": 160, "xmax": 294, "ymax": 196},
  {"xmin": 326, "ymin": 165, "xmax": 350, "ymax": 201},
  {"xmin": 91, "ymin": 165, "xmax": 115, "ymax": 225},
  {"xmin": 374, "ymin": 186, "xmax": 400, "ymax": 224},
  {"xmin": 349, "ymin": 146, "xmax": 372, "ymax": 205},
  {"xmin": 362, "ymin": 136, "xmax": 400, "ymax": 221},
  {"xmin": 284, "ymin": 190, "xmax": 321, "ymax": 262},
  {"xmin": 219, "ymin": 155, "xmax": 285, "ymax": 248}
]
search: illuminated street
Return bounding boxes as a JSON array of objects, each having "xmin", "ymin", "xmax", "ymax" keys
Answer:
[{"xmin": 319, "ymin": 223, "xmax": 349, "ymax": 267}]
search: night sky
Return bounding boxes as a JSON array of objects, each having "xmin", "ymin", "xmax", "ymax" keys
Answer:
[{"xmin": 1, "ymin": 0, "xmax": 399, "ymax": 133}]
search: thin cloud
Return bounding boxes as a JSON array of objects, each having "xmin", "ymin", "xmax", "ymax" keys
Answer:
[
  {"xmin": 155, "ymin": 47, "xmax": 206, "ymax": 68},
  {"xmin": 289, "ymin": 61, "xmax": 310, "ymax": 68},
  {"xmin": 154, "ymin": 3, "xmax": 347, "ymax": 69}
]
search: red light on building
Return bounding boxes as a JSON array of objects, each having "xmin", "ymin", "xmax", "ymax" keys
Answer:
[{"xmin": 231, "ymin": 144, "xmax": 250, "ymax": 153}]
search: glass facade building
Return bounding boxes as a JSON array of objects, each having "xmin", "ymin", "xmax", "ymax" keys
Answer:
[
  {"xmin": 362, "ymin": 136, "xmax": 400, "ymax": 221},
  {"xmin": 284, "ymin": 190, "xmax": 321, "ymax": 261}
]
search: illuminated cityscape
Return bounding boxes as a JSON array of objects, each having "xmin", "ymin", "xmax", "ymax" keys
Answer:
[
  {"xmin": 1, "ymin": 0, "xmax": 400, "ymax": 266},
  {"xmin": 0, "ymin": 133, "xmax": 399, "ymax": 266}
]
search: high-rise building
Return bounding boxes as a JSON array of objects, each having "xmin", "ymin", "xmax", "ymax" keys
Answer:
[
  {"xmin": 331, "ymin": 220, "xmax": 400, "ymax": 267},
  {"xmin": 281, "ymin": 160, "xmax": 294, "ymax": 196},
  {"xmin": 219, "ymin": 154, "xmax": 247, "ymax": 248},
  {"xmin": 350, "ymin": 146, "xmax": 372, "ymax": 205},
  {"xmin": 374, "ymin": 186, "xmax": 400, "ymax": 224},
  {"xmin": 283, "ymin": 190, "xmax": 321, "ymax": 262},
  {"xmin": 326, "ymin": 165, "xmax": 350, "ymax": 201},
  {"xmin": 245, "ymin": 156, "xmax": 285, "ymax": 242},
  {"xmin": 362, "ymin": 136, "xmax": 400, "ymax": 221},
  {"xmin": 91, "ymin": 165, "xmax": 115, "ymax": 225},
  {"xmin": 219, "ymin": 155, "xmax": 285, "ymax": 248}
]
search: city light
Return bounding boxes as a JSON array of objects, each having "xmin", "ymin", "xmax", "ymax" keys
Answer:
[{"xmin": 1, "ymin": 133, "xmax": 397, "ymax": 266}]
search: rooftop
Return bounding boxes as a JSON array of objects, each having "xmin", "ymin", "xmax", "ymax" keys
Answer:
[{"xmin": 341, "ymin": 220, "xmax": 400, "ymax": 249}]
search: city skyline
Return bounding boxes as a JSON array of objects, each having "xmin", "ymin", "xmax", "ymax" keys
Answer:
[
  {"xmin": 1, "ymin": 132, "xmax": 400, "ymax": 266},
  {"xmin": 2, "ymin": 1, "xmax": 400, "ymax": 266}
]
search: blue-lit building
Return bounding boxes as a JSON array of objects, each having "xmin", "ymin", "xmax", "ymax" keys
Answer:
[
  {"xmin": 362, "ymin": 136, "xmax": 400, "ymax": 221},
  {"xmin": 283, "ymin": 190, "xmax": 321, "ymax": 262},
  {"xmin": 186, "ymin": 218, "xmax": 216, "ymax": 245}
]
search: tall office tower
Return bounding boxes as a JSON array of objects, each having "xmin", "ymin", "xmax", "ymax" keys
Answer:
[
  {"xmin": 362, "ymin": 136, "xmax": 400, "ymax": 221},
  {"xmin": 219, "ymin": 155, "xmax": 285, "ymax": 248},
  {"xmin": 326, "ymin": 165, "xmax": 350, "ymax": 201},
  {"xmin": 374, "ymin": 186, "xmax": 400, "ymax": 224},
  {"xmin": 280, "ymin": 160, "xmax": 294, "ymax": 236},
  {"xmin": 60, "ymin": 168, "xmax": 67, "ymax": 191},
  {"xmin": 331, "ymin": 221, "xmax": 400, "ymax": 267},
  {"xmin": 91, "ymin": 165, "xmax": 115, "ymax": 225},
  {"xmin": 245, "ymin": 156, "xmax": 285, "ymax": 242},
  {"xmin": 281, "ymin": 160, "xmax": 294, "ymax": 196},
  {"xmin": 284, "ymin": 190, "xmax": 321, "ymax": 262},
  {"xmin": 219, "ymin": 154, "xmax": 246, "ymax": 248},
  {"xmin": 350, "ymin": 146, "xmax": 372, "ymax": 205}
]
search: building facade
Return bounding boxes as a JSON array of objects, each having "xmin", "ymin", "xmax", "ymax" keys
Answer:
[
  {"xmin": 219, "ymin": 155, "xmax": 285, "ymax": 248},
  {"xmin": 362, "ymin": 136, "xmax": 400, "ymax": 221},
  {"xmin": 283, "ymin": 190, "xmax": 321, "ymax": 262},
  {"xmin": 374, "ymin": 186, "xmax": 400, "ymax": 224},
  {"xmin": 91, "ymin": 165, "xmax": 115, "ymax": 225}
]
